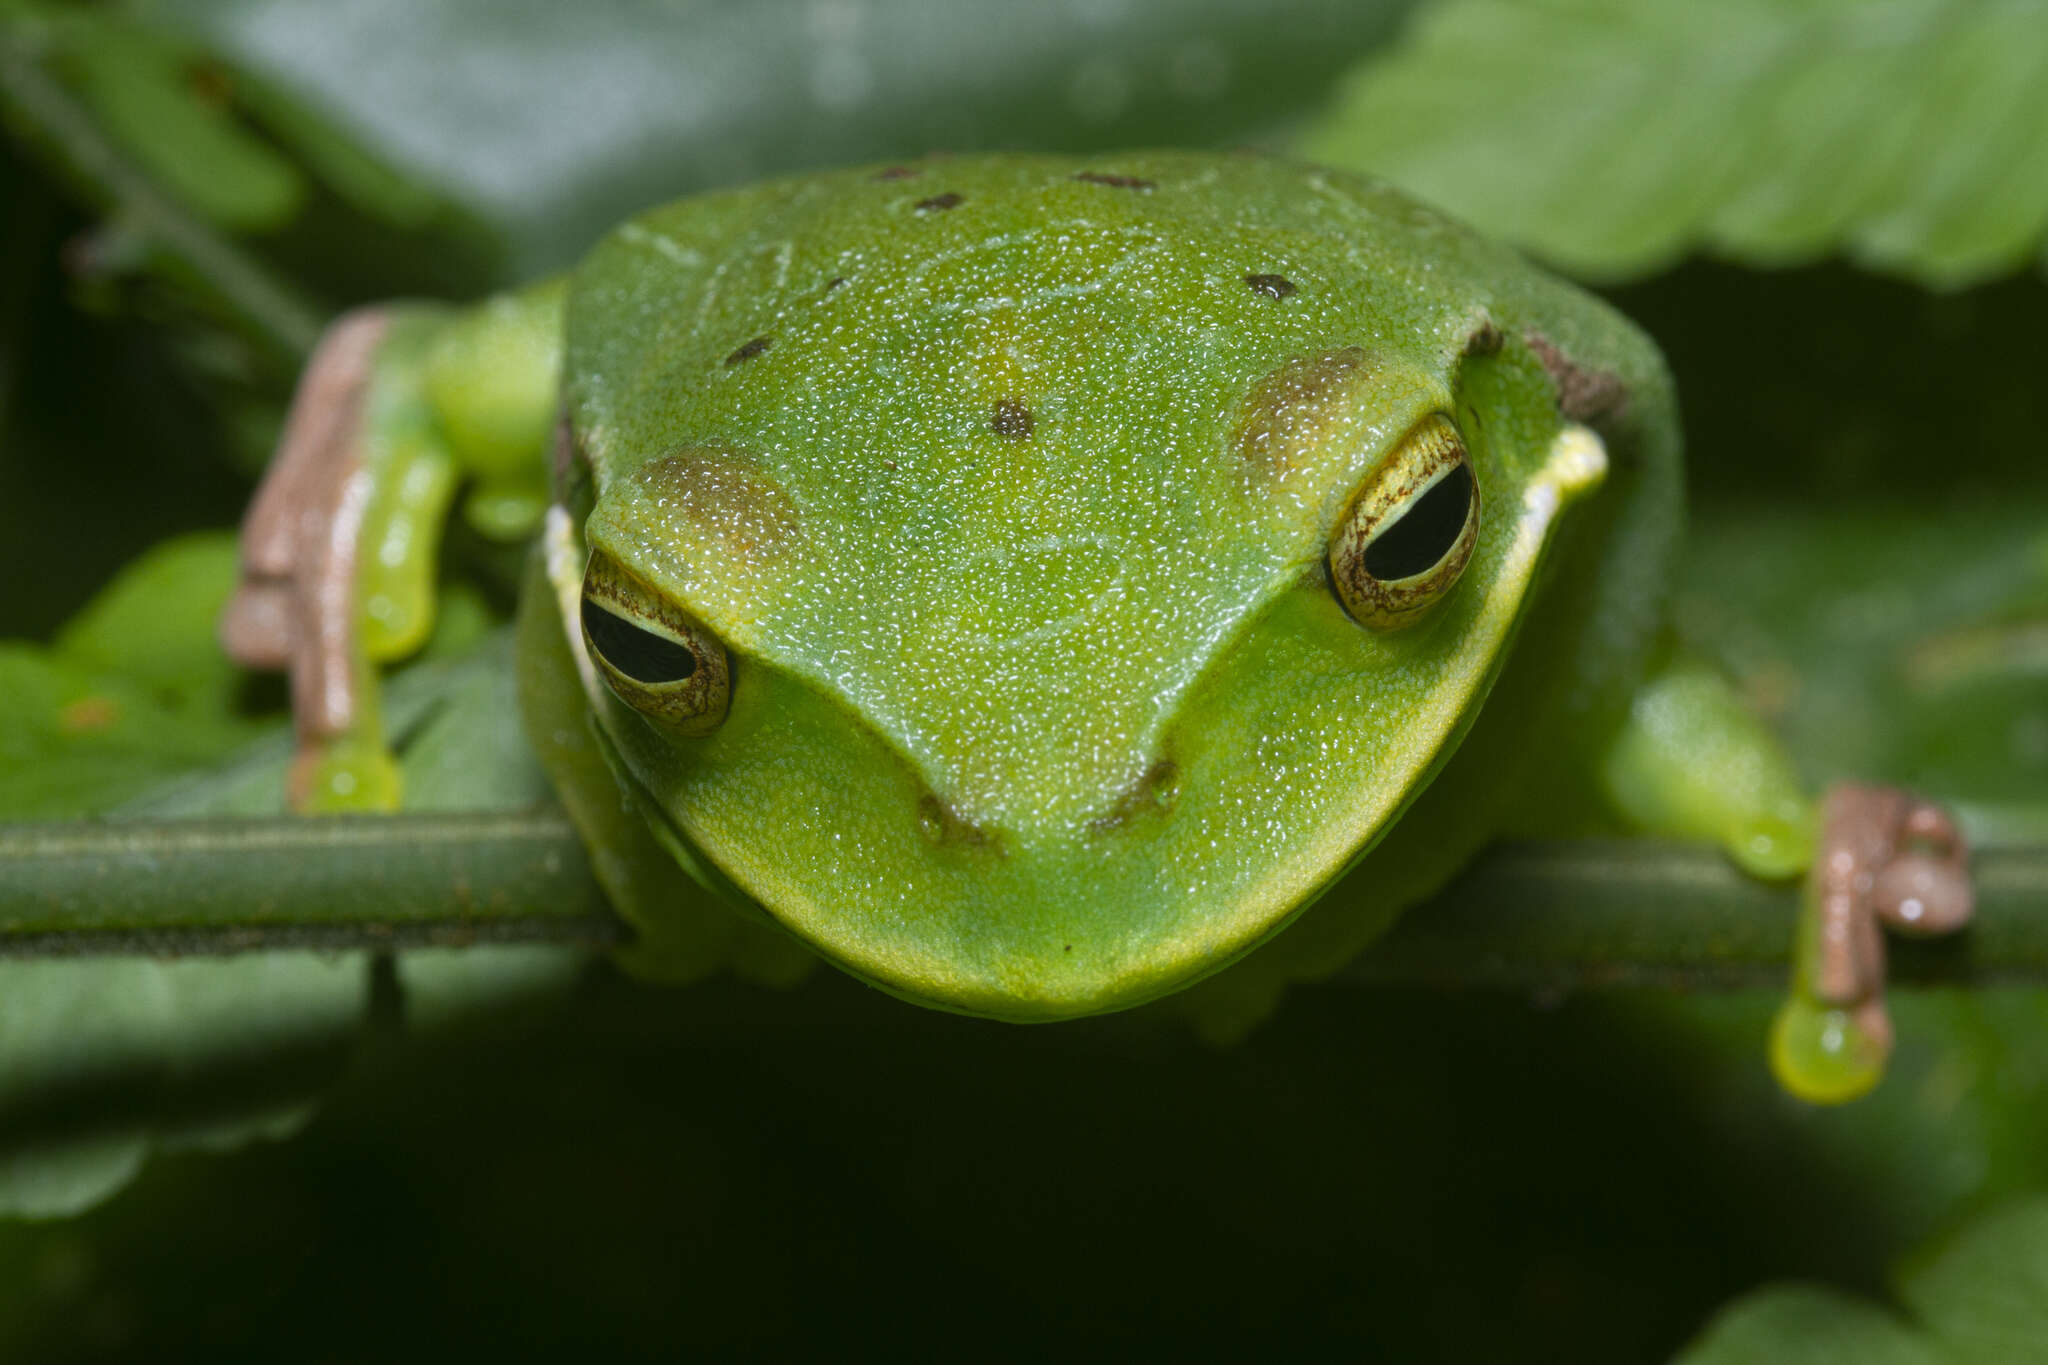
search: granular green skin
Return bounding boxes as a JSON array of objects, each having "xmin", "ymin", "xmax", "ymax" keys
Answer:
[{"xmin": 532, "ymin": 150, "xmax": 1681, "ymax": 1019}]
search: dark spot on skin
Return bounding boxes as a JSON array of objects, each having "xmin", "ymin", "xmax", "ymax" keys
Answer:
[
  {"xmin": 724, "ymin": 335, "xmax": 771, "ymax": 366},
  {"xmin": 874, "ymin": 165, "xmax": 919, "ymax": 180},
  {"xmin": 991, "ymin": 399, "xmax": 1035, "ymax": 440},
  {"xmin": 1073, "ymin": 171, "xmax": 1155, "ymax": 190},
  {"xmin": 1088, "ymin": 758, "xmax": 1180, "ymax": 834},
  {"xmin": 822, "ymin": 276, "xmax": 845, "ymax": 293},
  {"xmin": 1063, "ymin": 944, "xmax": 1072, "ymax": 953},
  {"xmin": 1464, "ymin": 318, "xmax": 1504, "ymax": 357},
  {"xmin": 916, "ymin": 192, "xmax": 963, "ymax": 213},
  {"xmin": 881, "ymin": 458, "xmax": 898, "ymax": 471},
  {"xmin": 1525, "ymin": 330, "xmax": 1631, "ymax": 431},
  {"xmin": 1245, "ymin": 273, "xmax": 1296, "ymax": 300}
]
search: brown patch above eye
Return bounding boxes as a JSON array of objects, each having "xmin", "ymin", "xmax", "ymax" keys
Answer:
[
  {"xmin": 915, "ymin": 192, "xmax": 963, "ymax": 212},
  {"xmin": 1073, "ymin": 171, "xmax": 1155, "ymax": 190},
  {"xmin": 1230, "ymin": 347, "xmax": 1375, "ymax": 485},
  {"xmin": 1245, "ymin": 273, "xmax": 1297, "ymax": 300},
  {"xmin": 991, "ymin": 399, "xmax": 1035, "ymax": 440},
  {"xmin": 724, "ymin": 335, "xmax": 771, "ymax": 366},
  {"xmin": 1524, "ymin": 329, "xmax": 1630, "ymax": 430},
  {"xmin": 631, "ymin": 449, "xmax": 800, "ymax": 569}
]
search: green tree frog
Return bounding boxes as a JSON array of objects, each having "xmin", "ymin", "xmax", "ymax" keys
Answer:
[{"xmin": 221, "ymin": 151, "xmax": 1973, "ymax": 1103}]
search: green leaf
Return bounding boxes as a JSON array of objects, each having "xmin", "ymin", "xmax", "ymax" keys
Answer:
[
  {"xmin": 52, "ymin": 530, "xmax": 243, "ymax": 704},
  {"xmin": 53, "ymin": 10, "xmax": 304, "ymax": 233},
  {"xmin": 1673, "ymin": 1285, "xmax": 1938, "ymax": 1365},
  {"xmin": 1302, "ymin": 0, "xmax": 2048, "ymax": 288},
  {"xmin": 1897, "ymin": 1198, "xmax": 2048, "ymax": 1365},
  {"xmin": 144, "ymin": 0, "xmax": 1417, "ymax": 277},
  {"xmin": 1674, "ymin": 1196, "xmax": 2048, "ymax": 1363},
  {"xmin": 0, "ymin": 953, "xmax": 366, "ymax": 1221},
  {"xmin": 0, "ymin": 531, "xmax": 266, "ymax": 820}
]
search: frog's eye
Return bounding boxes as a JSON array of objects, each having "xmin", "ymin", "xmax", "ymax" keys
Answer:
[
  {"xmin": 1327, "ymin": 413, "xmax": 1480, "ymax": 630},
  {"xmin": 580, "ymin": 553, "xmax": 729, "ymax": 735}
]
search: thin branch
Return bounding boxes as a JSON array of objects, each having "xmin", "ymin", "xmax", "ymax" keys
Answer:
[
  {"xmin": 0, "ymin": 811, "xmax": 620, "ymax": 958},
  {"xmin": 0, "ymin": 28, "xmax": 324, "ymax": 365},
  {"xmin": 3, "ymin": 814, "xmax": 2045, "ymax": 988}
]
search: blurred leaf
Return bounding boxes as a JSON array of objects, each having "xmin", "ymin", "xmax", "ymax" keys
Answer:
[
  {"xmin": 397, "ymin": 945, "xmax": 589, "ymax": 1033},
  {"xmin": 111, "ymin": 623, "xmax": 531, "ymax": 821},
  {"xmin": 1673, "ymin": 1286, "xmax": 1938, "ymax": 1365},
  {"xmin": 50, "ymin": 8, "xmax": 303, "ymax": 233},
  {"xmin": 142, "ymin": 0, "xmax": 1417, "ymax": 277},
  {"xmin": 1898, "ymin": 1198, "xmax": 2048, "ymax": 1364},
  {"xmin": 1679, "ymin": 496, "xmax": 2048, "ymax": 841},
  {"xmin": 52, "ymin": 528, "xmax": 242, "ymax": 702},
  {"xmin": 1674, "ymin": 1196, "xmax": 2048, "ymax": 1362},
  {"xmin": 395, "ymin": 631, "xmax": 552, "ymax": 813},
  {"xmin": 0, "ymin": 952, "xmax": 366, "ymax": 1220},
  {"xmin": 225, "ymin": 64, "xmax": 443, "ymax": 230},
  {"xmin": 1303, "ymin": 0, "xmax": 2048, "ymax": 288},
  {"xmin": 0, "ymin": 531, "xmax": 268, "ymax": 819}
]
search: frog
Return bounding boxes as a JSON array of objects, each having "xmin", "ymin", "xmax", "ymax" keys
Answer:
[{"xmin": 220, "ymin": 149, "xmax": 1973, "ymax": 1103}]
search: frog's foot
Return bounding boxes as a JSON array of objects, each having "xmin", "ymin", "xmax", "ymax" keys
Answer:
[
  {"xmin": 1773, "ymin": 783, "xmax": 1974, "ymax": 1103},
  {"xmin": 219, "ymin": 308, "xmax": 400, "ymax": 810}
]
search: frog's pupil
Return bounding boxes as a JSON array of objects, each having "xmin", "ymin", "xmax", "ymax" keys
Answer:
[
  {"xmin": 584, "ymin": 600, "xmax": 698, "ymax": 684},
  {"xmin": 1365, "ymin": 461, "xmax": 1473, "ymax": 582}
]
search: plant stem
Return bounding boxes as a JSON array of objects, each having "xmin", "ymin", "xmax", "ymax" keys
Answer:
[
  {"xmin": 3, "ymin": 814, "xmax": 2044, "ymax": 988},
  {"xmin": 0, "ymin": 811, "xmax": 618, "ymax": 958}
]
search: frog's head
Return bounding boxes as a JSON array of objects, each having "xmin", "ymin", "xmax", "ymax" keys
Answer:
[{"xmin": 554, "ymin": 152, "xmax": 1636, "ymax": 1019}]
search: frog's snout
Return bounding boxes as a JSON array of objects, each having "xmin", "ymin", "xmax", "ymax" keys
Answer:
[{"xmin": 908, "ymin": 753, "xmax": 1181, "ymax": 853}]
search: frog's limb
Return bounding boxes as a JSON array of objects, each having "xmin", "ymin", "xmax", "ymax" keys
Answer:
[
  {"xmin": 423, "ymin": 281, "xmax": 564, "ymax": 541},
  {"xmin": 515, "ymin": 519, "xmax": 814, "ymax": 988},
  {"xmin": 1598, "ymin": 660, "xmax": 1975, "ymax": 1102},
  {"xmin": 224, "ymin": 282, "xmax": 564, "ymax": 811},
  {"xmin": 1772, "ymin": 786, "xmax": 1974, "ymax": 1104},
  {"xmin": 220, "ymin": 307, "xmax": 403, "ymax": 811},
  {"xmin": 1598, "ymin": 661, "xmax": 1815, "ymax": 878}
]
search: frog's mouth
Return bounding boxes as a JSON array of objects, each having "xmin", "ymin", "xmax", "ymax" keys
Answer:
[{"xmin": 539, "ymin": 424, "xmax": 1608, "ymax": 1021}]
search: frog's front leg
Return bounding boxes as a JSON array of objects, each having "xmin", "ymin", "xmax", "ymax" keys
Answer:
[
  {"xmin": 1601, "ymin": 663, "xmax": 1976, "ymax": 1102},
  {"xmin": 1777, "ymin": 784, "xmax": 1973, "ymax": 1100},
  {"xmin": 220, "ymin": 307, "xmax": 403, "ymax": 809},
  {"xmin": 222, "ymin": 284, "xmax": 564, "ymax": 810}
]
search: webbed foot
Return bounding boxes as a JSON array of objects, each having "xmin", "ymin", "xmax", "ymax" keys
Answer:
[{"xmin": 1771, "ymin": 783, "xmax": 1974, "ymax": 1103}]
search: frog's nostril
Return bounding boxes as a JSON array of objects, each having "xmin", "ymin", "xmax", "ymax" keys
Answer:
[
  {"xmin": 917, "ymin": 793, "xmax": 1001, "ymax": 851},
  {"xmin": 1087, "ymin": 758, "xmax": 1181, "ymax": 835}
]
